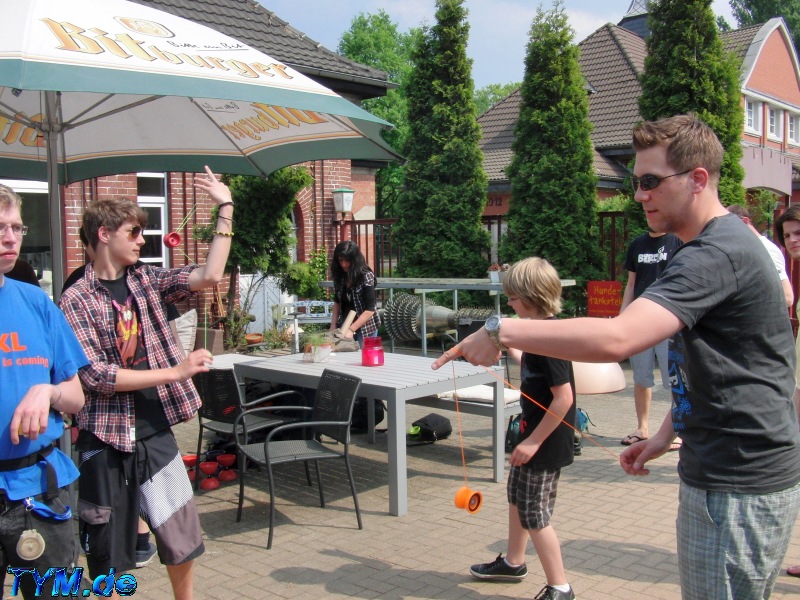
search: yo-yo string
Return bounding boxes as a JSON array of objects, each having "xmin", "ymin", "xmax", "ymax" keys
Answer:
[
  {"xmin": 173, "ymin": 247, "xmax": 195, "ymax": 265},
  {"xmin": 174, "ymin": 204, "xmax": 198, "ymax": 234},
  {"xmin": 450, "ymin": 360, "xmax": 470, "ymax": 487},
  {"xmin": 171, "ymin": 246, "xmax": 210, "ymax": 349},
  {"xmin": 449, "ymin": 348, "xmax": 620, "ymax": 461}
]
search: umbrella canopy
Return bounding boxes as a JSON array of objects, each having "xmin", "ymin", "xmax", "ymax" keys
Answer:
[{"xmin": 0, "ymin": 0, "xmax": 401, "ymax": 292}]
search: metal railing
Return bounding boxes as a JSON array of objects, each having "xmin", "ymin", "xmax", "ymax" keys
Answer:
[{"xmin": 341, "ymin": 212, "xmax": 630, "ymax": 282}]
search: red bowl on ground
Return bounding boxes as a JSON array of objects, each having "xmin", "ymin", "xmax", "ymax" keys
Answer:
[
  {"xmin": 216, "ymin": 454, "xmax": 236, "ymax": 468},
  {"xmin": 182, "ymin": 454, "xmax": 198, "ymax": 468},
  {"xmin": 199, "ymin": 476, "xmax": 220, "ymax": 490},
  {"xmin": 198, "ymin": 461, "xmax": 219, "ymax": 476},
  {"xmin": 218, "ymin": 470, "xmax": 237, "ymax": 482}
]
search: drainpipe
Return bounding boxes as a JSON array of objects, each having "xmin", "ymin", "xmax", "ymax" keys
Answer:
[{"xmin": 320, "ymin": 160, "xmax": 326, "ymax": 250}]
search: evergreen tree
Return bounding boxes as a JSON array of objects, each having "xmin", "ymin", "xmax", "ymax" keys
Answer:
[
  {"xmin": 730, "ymin": 0, "xmax": 800, "ymax": 51},
  {"xmin": 500, "ymin": 2, "xmax": 603, "ymax": 314},
  {"xmin": 338, "ymin": 11, "xmax": 417, "ymax": 217},
  {"xmin": 394, "ymin": 0, "xmax": 490, "ymax": 279},
  {"xmin": 640, "ymin": 0, "xmax": 745, "ymax": 205}
]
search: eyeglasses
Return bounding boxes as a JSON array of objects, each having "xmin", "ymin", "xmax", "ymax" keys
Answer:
[
  {"xmin": 630, "ymin": 169, "xmax": 693, "ymax": 191},
  {"xmin": 0, "ymin": 224, "xmax": 29, "ymax": 238},
  {"xmin": 120, "ymin": 226, "xmax": 144, "ymax": 239}
]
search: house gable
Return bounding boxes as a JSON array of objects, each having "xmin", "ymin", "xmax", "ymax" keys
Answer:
[{"xmin": 741, "ymin": 18, "xmax": 800, "ymax": 108}]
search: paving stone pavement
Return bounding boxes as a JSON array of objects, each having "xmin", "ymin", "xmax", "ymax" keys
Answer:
[{"xmin": 16, "ymin": 356, "xmax": 800, "ymax": 599}]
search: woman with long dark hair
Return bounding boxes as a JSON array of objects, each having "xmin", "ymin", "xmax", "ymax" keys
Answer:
[
  {"xmin": 775, "ymin": 205, "xmax": 800, "ymax": 579},
  {"xmin": 329, "ymin": 240, "xmax": 380, "ymax": 346}
]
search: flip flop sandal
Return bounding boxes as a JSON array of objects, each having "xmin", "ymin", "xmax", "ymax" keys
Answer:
[{"xmin": 621, "ymin": 434, "xmax": 647, "ymax": 446}]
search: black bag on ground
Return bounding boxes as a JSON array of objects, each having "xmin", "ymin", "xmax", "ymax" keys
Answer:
[
  {"xmin": 410, "ymin": 413, "xmax": 452, "ymax": 442},
  {"xmin": 350, "ymin": 398, "xmax": 386, "ymax": 431}
]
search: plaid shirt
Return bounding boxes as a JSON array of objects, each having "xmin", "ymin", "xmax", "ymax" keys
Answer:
[
  {"xmin": 59, "ymin": 262, "xmax": 200, "ymax": 452},
  {"xmin": 335, "ymin": 270, "xmax": 380, "ymax": 338}
]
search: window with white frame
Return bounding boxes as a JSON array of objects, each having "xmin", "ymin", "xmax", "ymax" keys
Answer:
[
  {"xmin": 768, "ymin": 105, "xmax": 783, "ymax": 140},
  {"xmin": 745, "ymin": 98, "xmax": 762, "ymax": 133},
  {"xmin": 789, "ymin": 114, "xmax": 800, "ymax": 145},
  {"xmin": 136, "ymin": 173, "xmax": 168, "ymax": 267}
]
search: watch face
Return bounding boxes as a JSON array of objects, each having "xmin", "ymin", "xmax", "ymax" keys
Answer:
[{"xmin": 485, "ymin": 315, "xmax": 501, "ymax": 330}]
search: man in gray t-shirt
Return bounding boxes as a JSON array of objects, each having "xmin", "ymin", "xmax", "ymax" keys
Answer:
[{"xmin": 434, "ymin": 115, "xmax": 800, "ymax": 599}]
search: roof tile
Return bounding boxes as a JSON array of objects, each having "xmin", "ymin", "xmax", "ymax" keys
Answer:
[{"xmin": 130, "ymin": 0, "xmax": 392, "ymax": 90}]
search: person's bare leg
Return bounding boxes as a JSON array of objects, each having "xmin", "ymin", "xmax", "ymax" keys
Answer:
[
  {"xmin": 505, "ymin": 504, "xmax": 529, "ymax": 566},
  {"xmin": 529, "ymin": 525, "xmax": 567, "ymax": 586},
  {"xmin": 167, "ymin": 561, "xmax": 194, "ymax": 600},
  {"xmin": 633, "ymin": 383, "xmax": 652, "ymax": 438}
]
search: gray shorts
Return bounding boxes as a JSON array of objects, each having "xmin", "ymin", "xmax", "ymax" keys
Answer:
[
  {"xmin": 676, "ymin": 480, "xmax": 800, "ymax": 599},
  {"xmin": 630, "ymin": 339, "xmax": 670, "ymax": 389},
  {"xmin": 507, "ymin": 465, "xmax": 560, "ymax": 530},
  {"xmin": 77, "ymin": 429, "xmax": 204, "ymax": 577}
]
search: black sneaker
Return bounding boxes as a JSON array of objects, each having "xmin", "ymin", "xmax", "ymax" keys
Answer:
[
  {"xmin": 469, "ymin": 554, "xmax": 527, "ymax": 581},
  {"xmin": 534, "ymin": 584, "xmax": 575, "ymax": 599},
  {"xmin": 135, "ymin": 543, "xmax": 157, "ymax": 568}
]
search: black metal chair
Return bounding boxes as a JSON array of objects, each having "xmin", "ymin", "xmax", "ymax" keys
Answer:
[
  {"xmin": 233, "ymin": 369, "xmax": 363, "ymax": 549},
  {"xmin": 192, "ymin": 368, "xmax": 302, "ymax": 490}
]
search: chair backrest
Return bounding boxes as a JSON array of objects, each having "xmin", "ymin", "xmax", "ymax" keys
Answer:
[
  {"xmin": 312, "ymin": 369, "xmax": 361, "ymax": 444},
  {"xmin": 193, "ymin": 369, "xmax": 244, "ymax": 424}
]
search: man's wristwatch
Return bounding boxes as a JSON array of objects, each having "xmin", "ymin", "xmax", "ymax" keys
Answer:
[{"xmin": 484, "ymin": 314, "xmax": 507, "ymax": 351}]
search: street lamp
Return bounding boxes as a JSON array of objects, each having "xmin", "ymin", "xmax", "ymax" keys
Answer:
[{"xmin": 332, "ymin": 187, "xmax": 355, "ymax": 222}]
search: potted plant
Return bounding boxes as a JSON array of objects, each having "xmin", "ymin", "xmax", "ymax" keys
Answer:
[
  {"xmin": 302, "ymin": 331, "xmax": 334, "ymax": 363},
  {"xmin": 487, "ymin": 263, "xmax": 510, "ymax": 283}
]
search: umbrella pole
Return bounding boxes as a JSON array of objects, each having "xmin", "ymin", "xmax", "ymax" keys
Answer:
[{"xmin": 45, "ymin": 91, "xmax": 65, "ymax": 300}]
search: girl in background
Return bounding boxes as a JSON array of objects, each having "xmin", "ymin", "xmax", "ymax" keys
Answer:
[{"xmin": 329, "ymin": 240, "xmax": 380, "ymax": 347}]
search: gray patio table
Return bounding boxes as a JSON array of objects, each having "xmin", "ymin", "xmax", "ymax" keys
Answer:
[{"xmin": 232, "ymin": 352, "xmax": 503, "ymax": 516}]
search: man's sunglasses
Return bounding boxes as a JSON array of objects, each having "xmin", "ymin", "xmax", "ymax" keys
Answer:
[
  {"xmin": 120, "ymin": 226, "xmax": 145, "ymax": 239},
  {"xmin": 630, "ymin": 169, "xmax": 693, "ymax": 192}
]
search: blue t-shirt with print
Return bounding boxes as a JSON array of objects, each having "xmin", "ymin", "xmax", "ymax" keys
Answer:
[{"xmin": 0, "ymin": 279, "xmax": 88, "ymax": 500}]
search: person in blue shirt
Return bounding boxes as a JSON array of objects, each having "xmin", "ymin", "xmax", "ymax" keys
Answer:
[{"xmin": 0, "ymin": 184, "xmax": 88, "ymax": 599}]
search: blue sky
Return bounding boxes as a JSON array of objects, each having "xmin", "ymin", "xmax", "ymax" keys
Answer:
[{"xmin": 260, "ymin": 1, "xmax": 737, "ymax": 88}]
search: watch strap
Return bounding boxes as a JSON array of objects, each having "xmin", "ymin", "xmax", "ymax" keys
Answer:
[{"xmin": 486, "ymin": 318, "xmax": 506, "ymax": 351}]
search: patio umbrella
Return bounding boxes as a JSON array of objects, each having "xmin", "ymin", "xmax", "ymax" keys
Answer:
[{"xmin": 0, "ymin": 0, "xmax": 402, "ymax": 293}]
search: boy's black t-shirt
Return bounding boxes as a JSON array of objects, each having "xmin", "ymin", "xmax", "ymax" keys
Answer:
[{"xmin": 518, "ymin": 324, "xmax": 576, "ymax": 471}]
